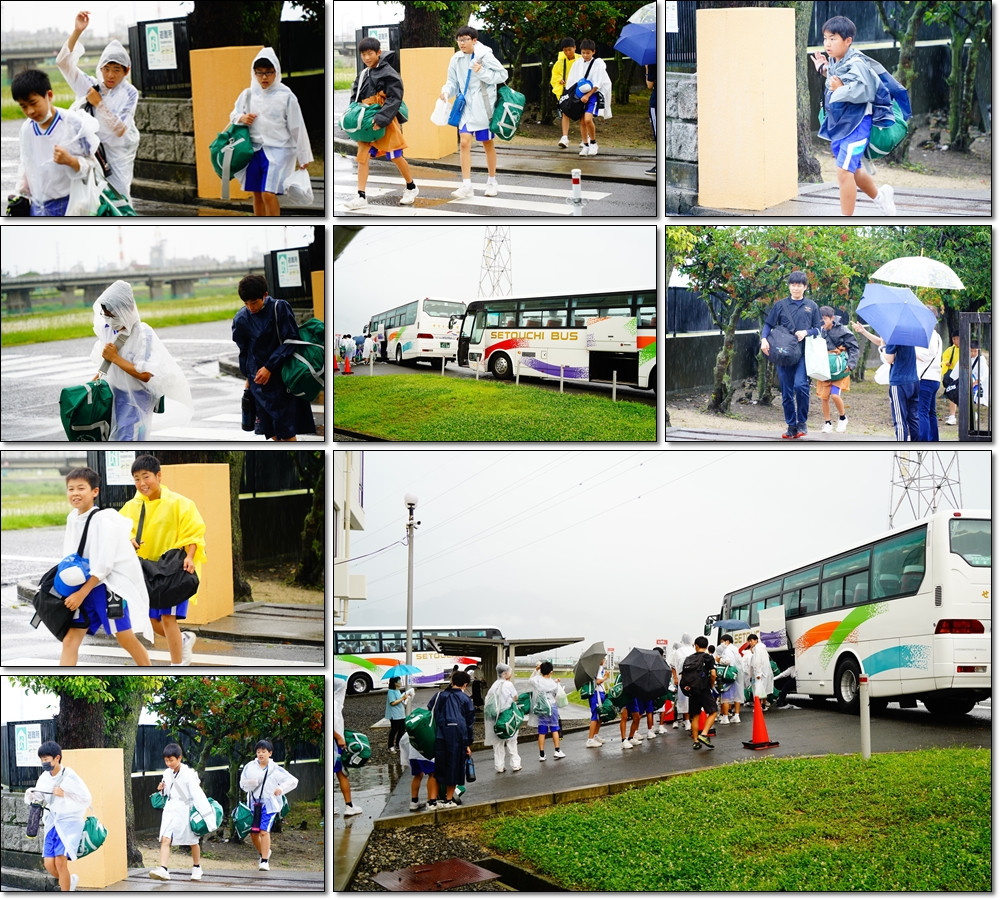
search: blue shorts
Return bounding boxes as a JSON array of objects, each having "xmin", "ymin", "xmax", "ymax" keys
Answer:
[
  {"xmin": 43, "ymin": 826, "xmax": 68, "ymax": 858},
  {"xmin": 369, "ymin": 146, "xmax": 404, "ymax": 160},
  {"xmin": 589, "ymin": 692, "xmax": 605, "ymax": 721},
  {"xmin": 584, "ymin": 96, "xmax": 598, "ymax": 115},
  {"xmin": 459, "ymin": 126, "xmax": 495, "ymax": 142},
  {"xmin": 831, "ymin": 115, "xmax": 873, "ymax": 172},
  {"xmin": 69, "ymin": 588, "xmax": 134, "ymax": 636},
  {"xmin": 643, "ymin": 699, "xmax": 657, "ymax": 715},
  {"xmin": 409, "ymin": 759, "xmax": 435, "ymax": 777},
  {"xmin": 334, "ymin": 744, "xmax": 343, "ymax": 774},
  {"xmin": 31, "ymin": 196, "xmax": 70, "ymax": 216},
  {"xmin": 621, "ymin": 697, "xmax": 641, "ymax": 716},
  {"xmin": 537, "ymin": 711, "xmax": 560, "ymax": 734},
  {"xmin": 254, "ymin": 806, "xmax": 276, "ymax": 833},
  {"xmin": 149, "ymin": 600, "xmax": 189, "ymax": 621}
]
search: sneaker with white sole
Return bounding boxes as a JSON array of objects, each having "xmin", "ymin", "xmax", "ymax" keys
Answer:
[
  {"xmin": 588, "ymin": 143, "xmax": 599, "ymax": 156},
  {"xmin": 259, "ymin": 858, "xmax": 270, "ymax": 871},
  {"xmin": 343, "ymin": 194, "xmax": 368, "ymax": 211},
  {"xmin": 836, "ymin": 417, "xmax": 848, "ymax": 433},
  {"xmin": 621, "ymin": 739, "xmax": 633, "ymax": 749},
  {"xmin": 644, "ymin": 730, "xmax": 657, "ymax": 739},
  {"xmin": 181, "ymin": 632, "xmax": 196, "ymax": 666},
  {"xmin": 821, "ymin": 422, "xmax": 833, "ymax": 434},
  {"xmin": 409, "ymin": 799, "xmax": 427, "ymax": 811},
  {"xmin": 684, "ymin": 721, "xmax": 691, "ymax": 732},
  {"xmin": 399, "ymin": 184, "xmax": 419, "ymax": 205},
  {"xmin": 191, "ymin": 865, "xmax": 202, "ymax": 881},
  {"xmin": 553, "ymin": 749, "xmax": 566, "ymax": 759},
  {"xmin": 451, "ymin": 184, "xmax": 474, "ymax": 199},
  {"xmin": 579, "ymin": 144, "xmax": 590, "ymax": 156},
  {"xmin": 484, "ymin": 182, "xmax": 498, "ymax": 197},
  {"xmin": 632, "ymin": 733, "xmax": 643, "ymax": 743},
  {"xmin": 595, "ymin": 736, "xmax": 606, "ymax": 744},
  {"xmin": 873, "ymin": 184, "xmax": 896, "ymax": 215},
  {"xmin": 558, "ymin": 135, "xmax": 569, "ymax": 148},
  {"xmin": 585, "ymin": 738, "xmax": 601, "ymax": 748},
  {"xmin": 149, "ymin": 867, "xmax": 171, "ymax": 881},
  {"xmin": 945, "ymin": 414, "xmax": 957, "ymax": 425},
  {"xmin": 731, "ymin": 714, "xmax": 741, "ymax": 724},
  {"xmin": 718, "ymin": 714, "xmax": 730, "ymax": 725},
  {"xmin": 672, "ymin": 721, "xmax": 679, "ymax": 729},
  {"xmin": 659, "ymin": 725, "xmax": 668, "ymax": 734},
  {"xmin": 343, "ymin": 803, "xmax": 363, "ymax": 817},
  {"xmin": 70, "ymin": 874, "xmax": 80, "ymax": 892}
]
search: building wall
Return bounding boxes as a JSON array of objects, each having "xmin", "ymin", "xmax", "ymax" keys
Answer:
[
  {"xmin": 133, "ymin": 98, "xmax": 198, "ymax": 203},
  {"xmin": 333, "ymin": 451, "xmax": 366, "ymax": 626},
  {"xmin": 663, "ymin": 73, "xmax": 699, "ymax": 214}
]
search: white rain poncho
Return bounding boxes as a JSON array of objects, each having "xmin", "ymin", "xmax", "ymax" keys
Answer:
[
  {"xmin": 228, "ymin": 47, "xmax": 312, "ymax": 193},
  {"xmin": 239, "ymin": 759, "xmax": 299, "ymax": 816},
  {"xmin": 16, "ymin": 108, "xmax": 99, "ymax": 214},
  {"xmin": 442, "ymin": 43, "xmax": 509, "ymax": 132},
  {"xmin": 334, "ymin": 677, "xmax": 346, "ymax": 738},
  {"xmin": 25, "ymin": 765, "xmax": 92, "ymax": 860},
  {"xmin": 566, "ymin": 54, "xmax": 614, "ymax": 119},
  {"xmin": 56, "ymin": 39, "xmax": 140, "ymax": 201},
  {"xmin": 748, "ymin": 641, "xmax": 774, "ymax": 699},
  {"xmin": 158, "ymin": 763, "xmax": 215, "ymax": 845},
  {"xmin": 483, "ymin": 664, "xmax": 519, "ymax": 748},
  {"xmin": 90, "ymin": 281, "xmax": 192, "ymax": 441}
]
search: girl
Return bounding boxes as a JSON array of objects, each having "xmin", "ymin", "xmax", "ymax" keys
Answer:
[{"xmin": 385, "ymin": 677, "xmax": 407, "ymax": 752}]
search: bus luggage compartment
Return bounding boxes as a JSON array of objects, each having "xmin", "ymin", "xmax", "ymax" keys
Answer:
[{"xmin": 589, "ymin": 351, "xmax": 639, "ymax": 385}]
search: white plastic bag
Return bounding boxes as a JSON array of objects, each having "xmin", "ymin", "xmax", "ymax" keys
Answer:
[
  {"xmin": 66, "ymin": 163, "xmax": 102, "ymax": 217},
  {"xmin": 804, "ymin": 334, "xmax": 832, "ymax": 381},
  {"xmin": 556, "ymin": 684, "xmax": 568, "ymax": 709},
  {"xmin": 430, "ymin": 96, "xmax": 452, "ymax": 127},
  {"xmin": 284, "ymin": 168, "xmax": 314, "ymax": 205}
]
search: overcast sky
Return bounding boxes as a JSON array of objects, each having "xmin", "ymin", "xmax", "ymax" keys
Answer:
[
  {"xmin": 341, "ymin": 449, "xmax": 992, "ymax": 660},
  {"xmin": 0, "ymin": 225, "xmax": 315, "ymax": 275},
  {"xmin": 333, "ymin": 225, "xmax": 657, "ymax": 337}
]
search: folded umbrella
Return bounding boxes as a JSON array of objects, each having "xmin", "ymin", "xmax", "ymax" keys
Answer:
[
  {"xmin": 573, "ymin": 640, "xmax": 606, "ymax": 690},
  {"xmin": 857, "ymin": 283, "xmax": 936, "ymax": 348},
  {"xmin": 614, "ymin": 22, "xmax": 656, "ymax": 66},
  {"xmin": 619, "ymin": 647, "xmax": 672, "ymax": 701}
]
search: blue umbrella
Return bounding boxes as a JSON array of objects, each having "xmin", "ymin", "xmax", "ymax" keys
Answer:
[
  {"xmin": 381, "ymin": 663, "xmax": 421, "ymax": 680},
  {"xmin": 857, "ymin": 283, "xmax": 936, "ymax": 347},
  {"xmin": 614, "ymin": 22, "xmax": 656, "ymax": 66}
]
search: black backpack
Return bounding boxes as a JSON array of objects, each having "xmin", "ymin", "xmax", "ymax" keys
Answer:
[{"xmin": 679, "ymin": 653, "xmax": 709, "ymax": 696}]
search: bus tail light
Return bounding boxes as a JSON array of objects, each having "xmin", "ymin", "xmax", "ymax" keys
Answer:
[
  {"xmin": 418, "ymin": 333, "xmax": 434, "ymax": 340},
  {"xmin": 957, "ymin": 665, "xmax": 987, "ymax": 673},
  {"xmin": 935, "ymin": 619, "xmax": 985, "ymax": 634}
]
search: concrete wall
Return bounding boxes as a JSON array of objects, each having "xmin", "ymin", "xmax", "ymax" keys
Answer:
[
  {"xmin": 133, "ymin": 98, "xmax": 197, "ymax": 203},
  {"xmin": 663, "ymin": 72, "xmax": 699, "ymax": 214},
  {"xmin": 664, "ymin": 331, "xmax": 760, "ymax": 391}
]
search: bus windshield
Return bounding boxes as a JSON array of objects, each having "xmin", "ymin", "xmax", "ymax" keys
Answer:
[
  {"xmin": 423, "ymin": 300, "xmax": 466, "ymax": 318},
  {"xmin": 949, "ymin": 518, "xmax": 991, "ymax": 567}
]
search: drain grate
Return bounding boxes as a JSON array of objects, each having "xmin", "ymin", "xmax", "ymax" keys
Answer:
[{"xmin": 373, "ymin": 857, "xmax": 501, "ymax": 891}]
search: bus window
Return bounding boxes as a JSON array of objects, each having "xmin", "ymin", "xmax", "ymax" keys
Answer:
[
  {"xmin": 752, "ymin": 578, "xmax": 782, "ymax": 602},
  {"xmin": 750, "ymin": 600, "xmax": 765, "ymax": 626},
  {"xmin": 570, "ymin": 307, "xmax": 599, "ymax": 327},
  {"xmin": 403, "ymin": 302, "xmax": 418, "ymax": 325},
  {"xmin": 357, "ymin": 633, "xmax": 380, "ymax": 653},
  {"xmin": 820, "ymin": 581, "xmax": 843, "ymax": 610},
  {"xmin": 799, "ymin": 584, "xmax": 819, "ymax": 615},
  {"xmin": 638, "ymin": 303, "xmax": 657, "ymax": 328},
  {"xmin": 949, "ymin": 519, "xmax": 991, "ymax": 567},
  {"xmin": 382, "ymin": 631, "xmax": 406, "ymax": 652},
  {"xmin": 844, "ymin": 570, "xmax": 868, "ymax": 605},
  {"xmin": 541, "ymin": 310, "xmax": 568, "ymax": 328},
  {"xmin": 871, "ymin": 527, "xmax": 925, "ymax": 600}
]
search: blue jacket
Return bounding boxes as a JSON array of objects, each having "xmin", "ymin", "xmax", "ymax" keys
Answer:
[
  {"xmin": 762, "ymin": 296, "xmax": 822, "ymax": 340},
  {"xmin": 818, "ymin": 47, "xmax": 910, "ymax": 142}
]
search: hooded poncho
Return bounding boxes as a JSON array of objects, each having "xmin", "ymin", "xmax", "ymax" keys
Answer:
[
  {"xmin": 91, "ymin": 281, "xmax": 192, "ymax": 440},
  {"xmin": 25, "ymin": 765, "xmax": 92, "ymax": 860}
]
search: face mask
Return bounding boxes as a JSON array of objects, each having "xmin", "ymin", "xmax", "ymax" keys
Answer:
[{"xmin": 41, "ymin": 761, "xmax": 54, "ymax": 772}]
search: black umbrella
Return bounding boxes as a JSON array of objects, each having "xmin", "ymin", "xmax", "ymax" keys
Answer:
[
  {"xmin": 619, "ymin": 647, "xmax": 672, "ymax": 701},
  {"xmin": 573, "ymin": 641, "xmax": 606, "ymax": 690}
]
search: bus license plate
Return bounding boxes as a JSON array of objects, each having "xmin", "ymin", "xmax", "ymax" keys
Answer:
[{"xmin": 440, "ymin": 342, "xmax": 450, "ymax": 349}]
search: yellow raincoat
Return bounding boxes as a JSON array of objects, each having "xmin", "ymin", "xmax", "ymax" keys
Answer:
[
  {"xmin": 550, "ymin": 51, "xmax": 575, "ymax": 100},
  {"xmin": 119, "ymin": 485, "xmax": 207, "ymax": 604}
]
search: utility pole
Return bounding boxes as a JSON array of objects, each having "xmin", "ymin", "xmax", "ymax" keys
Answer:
[
  {"xmin": 404, "ymin": 494, "xmax": 419, "ymax": 684},
  {"xmin": 888, "ymin": 452, "xmax": 962, "ymax": 529},
  {"xmin": 478, "ymin": 226, "xmax": 512, "ymax": 297}
]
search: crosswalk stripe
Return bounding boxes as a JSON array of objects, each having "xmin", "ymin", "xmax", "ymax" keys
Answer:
[
  {"xmin": 336, "ymin": 174, "xmax": 611, "ymax": 200},
  {"xmin": 335, "ymin": 190, "xmax": 592, "ymax": 216}
]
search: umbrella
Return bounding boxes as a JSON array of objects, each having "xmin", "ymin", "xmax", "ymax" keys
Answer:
[
  {"xmin": 871, "ymin": 256, "xmax": 965, "ymax": 291},
  {"xmin": 857, "ymin": 283, "xmax": 937, "ymax": 347},
  {"xmin": 619, "ymin": 647, "xmax": 672, "ymax": 701},
  {"xmin": 381, "ymin": 663, "xmax": 421, "ymax": 680},
  {"xmin": 573, "ymin": 641, "xmax": 606, "ymax": 690},
  {"xmin": 629, "ymin": 2, "xmax": 656, "ymax": 24},
  {"xmin": 715, "ymin": 619, "xmax": 750, "ymax": 632},
  {"xmin": 614, "ymin": 22, "xmax": 656, "ymax": 66}
]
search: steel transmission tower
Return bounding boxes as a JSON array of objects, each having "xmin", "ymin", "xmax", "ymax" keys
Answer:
[
  {"xmin": 478, "ymin": 226, "xmax": 512, "ymax": 297},
  {"xmin": 888, "ymin": 451, "xmax": 962, "ymax": 528}
]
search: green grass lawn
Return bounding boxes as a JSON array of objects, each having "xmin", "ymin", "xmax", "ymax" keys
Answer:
[
  {"xmin": 1, "ymin": 472, "xmax": 68, "ymax": 530},
  {"xmin": 480, "ymin": 748, "xmax": 990, "ymax": 891},
  {"xmin": 333, "ymin": 373, "xmax": 655, "ymax": 441}
]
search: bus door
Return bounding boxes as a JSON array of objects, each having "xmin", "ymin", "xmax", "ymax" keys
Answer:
[
  {"xmin": 587, "ymin": 316, "xmax": 639, "ymax": 385},
  {"xmin": 458, "ymin": 309, "xmax": 483, "ymax": 367}
]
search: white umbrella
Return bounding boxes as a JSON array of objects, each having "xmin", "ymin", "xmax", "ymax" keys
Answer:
[
  {"xmin": 870, "ymin": 256, "xmax": 965, "ymax": 290},
  {"xmin": 629, "ymin": 2, "xmax": 657, "ymax": 24}
]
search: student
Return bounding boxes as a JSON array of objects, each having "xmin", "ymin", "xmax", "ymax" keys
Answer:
[
  {"xmin": 362, "ymin": 333, "xmax": 375, "ymax": 364},
  {"xmin": 853, "ymin": 320, "xmax": 919, "ymax": 441},
  {"xmin": 385, "ymin": 677, "xmax": 407, "ymax": 752},
  {"xmin": 232, "ymin": 274, "xmax": 315, "ymax": 440},
  {"xmin": 584, "ymin": 655, "xmax": 610, "ymax": 748},
  {"xmin": 529, "ymin": 661, "xmax": 566, "ymax": 761},
  {"xmin": 551, "ymin": 37, "xmax": 577, "ymax": 148},
  {"xmin": 483, "ymin": 662, "xmax": 522, "ymax": 774},
  {"xmin": 90, "ymin": 280, "xmax": 192, "ymax": 441},
  {"xmin": 149, "ymin": 742, "xmax": 216, "ymax": 881},
  {"xmin": 440, "ymin": 26, "xmax": 508, "ymax": 199},
  {"xmin": 427, "ymin": 670, "xmax": 476, "ymax": 807},
  {"xmin": 669, "ymin": 634, "xmax": 696, "ymax": 732},
  {"xmin": 334, "ymin": 679, "xmax": 363, "ymax": 817},
  {"xmin": 343, "ymin": 37, "xmax": 417, "ymax": 210},
  {"xmin": 57, "ymin": 10, "xmax": 140, "ymax": 202},
  {"xmin": 25, "ymin": 741, "xmax": 91, "ymax": 893},
  {"xmin": 969, "ymin": 341, "xmax": 990, "ymax": 426},
  {"xmin": 760, "ymin": 271, "xmax": 822, "ymax": 439},
  {"xmin": 715, "ymin": 634, "xmax": 743, "ymax": 725},
  {"xmin": 239, "ymin": 739, "xmax": 299, "ymax": 871},
  {"xmin": 812, "ymin": 15, "xmax": 897, "ymax": 217},
  {"xmin": 644, "ymin": 63, "xmax": 656, "ymax": 176},
  {"xmin": 230, "ymin": 48, "xmax": 312, "ymax": 216},
  {"xmin": 399, "ymin": 732, "xmax": 438, "ymax": 811},
  {"xmin": 11, "ymin": 68, "xmax": 99, "ymax": 216},
  {"xmin": 941, "ymin": 334, "xmax": 960, "ymax": 425},
  {"xmin": 119, "ymin": 455, "xmax": 206, "ymax": 666},
  {"xmin": 746, "ymin": 634, "xmax": 775, "ymax": 707},
  {"xmin": 566, "ymin": 39, "xmax": 612, "ymax": 156},
  {"xmin": 59, "ymin": 466, "xmax": 153, "ymax": 666},
  {"xmin": 914, "ymin": 308, "xmax": 943, "ymax": 442},
  {"xmin": 816, "ymin": 305, "xmax": 860, "ymax": 434},
  {"xmin": 682, "ymin": 636, "xmax": 718, "ymax": 750}
]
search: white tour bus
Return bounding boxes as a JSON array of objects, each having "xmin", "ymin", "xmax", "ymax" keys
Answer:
[
  {"xmin": 706, "ymin": 509, "xmax": 990, "ymax": 717},
  {"xmin": 334, "ymin": 625, "xmax": 504, "ymax": 695},
  {"xmin": 367, "ymin": 297, "xmax": 466, "ymax": 365},
  {"xmin": 457, "ymin": 288, "xmax": 657, "ymax": 390}
]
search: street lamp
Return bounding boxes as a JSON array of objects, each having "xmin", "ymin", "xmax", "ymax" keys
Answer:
[{"xmin": 404, "ymin": 494, "xmax": 419, "ymax": 685}]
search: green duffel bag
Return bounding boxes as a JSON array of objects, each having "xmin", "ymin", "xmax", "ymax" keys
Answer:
[
  {"xmin": 715, "ymin": 664, "xmax": 739, "ymax": 687},
  {"xmin": 150, "ymin": 790, "xmax": 167, "ymax": 810},
  {"xmin": 866, "ymin": 99, "xmax": 909, "ymax": 159},
  {"xmin": 578, "ymin": 681, "xmax": 594, "ymax": 700},
  {"xmin": 515, "ymin": 692, "xmax": 532, "ymax": 716},
  {"xmin": 96, "ymin": 182, "xmax": 137, "ymax": 216},
  {"xmin": 405, "ymin": 706, "xmax": 436, "ymax": 758},
  {"xmin": 597, "ymin": 697, "xmax": 618, "ymax": 723},
  {"xmin": 76, "ymin": 815, "xmax": 107, "ymax": 858},
  {"xmin": 59, "ymin": 379, "xmax": 113, "ymax": 441},
  {"xmin": 282, "ymin": 317, "xmax": 325, "ymax": 401},
  {"xmin": 343, "ymin": 730, "xmax": 371, "ymax": 767},
  {"xmin": 606, "ymin": 674, "xmax": 623, "ymax": 704},
  {"xmin": 231, "ymin": 801, "xmax": 253, "ymax": 840},
  {"xmin": 190, "ymin": 797, "xmax": 224, "ymax": 836},
  {"xmin": 489, "ymin": 84, "xmax": 525, "ymax": 141},
  {"xmin": 494, "ymin": 702, "xmax": 524, "ymax": 740},
  {"xmin": 339, "ymin": 99, "xmax": 409, "ymax": 143}
]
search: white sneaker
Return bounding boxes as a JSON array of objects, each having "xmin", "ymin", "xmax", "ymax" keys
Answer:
[
  {"xmin": 343, "ymin": 803, "xmax": 363, "ymax": 817},
  {"xmin": 645, "ymin": 730, "xmax": 657, "ymax": 739},
  {"xmin": 731, "ymin": 714, "xmax": 741, "ymax": 724},
  {"xmin": 672, "ymin": 721, "xmax": 679, "ymax": 729},
  {"xmin": 259, "ymin": 859, "xmax": 270, "ymax": 871},
  {"xmin": 595, "ymin": 736, "xmax": 605, "ymax": 744},
  {"xmin": 343, "ymin": 194, "xmax": 368, "ymax": 210},
  {"xmin": 588, "ymin": 143, "xmax": 599, "ymax": 156},
  {"xmin": 821, "ymin": 422, "xmax": 833, "ymax": 434},
  {"xmin": 409, "ymin": 799, "xmax": 427, "ymax": 811},
  {"xmin": 484, "ymin": 181, "xmax": 498, "ymax": 197},
  {"xmin": 718, "ymin": 714, "xmax": 730, "ymax": 725},
  {"xmin": 836, "ymin": 417, "xmax": 849, "ymax": 433},
  {"xmin": 631, "ymin": 733, "xmax": 643, "ymax": 743},
  {"xmin": 874, "ymin": 184, "xmax": 896, "ymax": 215},
  {"xmin": 70, "ymin": 874, "xmax": 79, "ymax": 891},
  {"xmin": 181, "ymin": 632, "xmax": 196, "ymax": 666},
  {"xmin": 191, "ymin": 865, "xmax": 202, "ymax": 881},
  {"xmin": 945, "ymin": 415, "xmax": 956, "ymax": 425},
  {"xmin": 585, "ymin": 738, "xmax": 601, "ymax": 748},
  {"xmin": 511, "ymin": 765, "xmax": 522, "ymax": 772},
  {"xmin": 621, "ymin": 739, "xmax": 633, "ymax": 749},
  {"xmin": 538, "ymin": 754, "xmax": 546, "ymax": 761},
  {"xmin": 579, "ymin": 144, "xmax": 590, "ymax": 156},
  {"xmin": 684, "ymin": 721, "xmax": 691, "ymax": 731},
  {"xmin": 149, "ymin": 867, "xmax": 171, "ymax": 881},
  {"xmin": 399, "ymin": 184, "xmax": 419, "ymax": 205},
  {"xmin": 451, "ymin": 184, "xmax": 474, "ymax": 199},
  {"xmin": 558, "ymin": 135, "xmax": 569, "ymax": 148},
  {"xmin": 658, "ymin": 725, "xmax": 668, "ymax": 734},
  {"xmin": 553, "ymin": 749, "xmax": 566, "ymax": 759}
]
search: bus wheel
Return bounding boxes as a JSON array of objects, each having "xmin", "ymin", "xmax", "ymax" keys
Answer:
[
  {"xmin": 834, "ymin": 657, "xmax": 861, "ymax": 714},
  {"xmin": 396, "ymin": 346, "xmax": 403, "ymax": 365},
  {"xmin": 347, "ymin": 673, "xmax": 372, "ymax": 696},
  {"xmin": 490, "ymin": 352, "xmax": 513, "ymax": 380},
  {"xmin": 921, "ymin": 696, "xmax": 977, "ymax": 717}
]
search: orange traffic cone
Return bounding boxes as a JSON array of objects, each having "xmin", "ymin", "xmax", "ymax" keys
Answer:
[
  {"xmin": 343, "ymin": 355, "xmax": 352, "ymax": 375},
  {"xmin": 333, "ymin": 353, "xmax": 339, "ymax": 372},
  {"xmin": 698, "ymin": 710, "xmax": 715, "ymax": 737},
  {"xmin": 742, "ymin": 695, "xmax": 779, "ymax": 750}
]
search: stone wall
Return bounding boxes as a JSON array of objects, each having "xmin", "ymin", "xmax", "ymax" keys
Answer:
[
  {"xmin": 133, "ymin": 98, "xmax": 198, "ymax": 203},
  {"xmin": 663, "ymin": 72, "xmax": 699, "ymax": 214},
  {"xmin": 1, "ymin": 787, "xmax": 51, "ymax": 889}
]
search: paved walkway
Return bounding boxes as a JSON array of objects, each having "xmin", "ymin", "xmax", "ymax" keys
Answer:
[{"xmin": 665, "ymin": 426, "xmax": 890, "ymax": 441}]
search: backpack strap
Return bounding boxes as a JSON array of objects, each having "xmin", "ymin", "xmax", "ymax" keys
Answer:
[
  {"xmin": 136, "ymin": 502, "xmax": 145, "ymax": 547},
  {"xmin": 76, "ymin": 507, "xmax": 100, "ymax": 557}
]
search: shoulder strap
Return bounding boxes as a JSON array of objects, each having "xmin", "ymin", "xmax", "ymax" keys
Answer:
[
  {"xmin": 136, "ymin": 502, "xmax": 145, "ymax": 546},
  {"xmin": 584, "ymin": 59, "xmax": 596, "ymax": 80},
  {"xmin": 77, "ymin": 507, "xmax": 100, "ymax": 557},
  {"xmin": 254, "ymin": 766, "xmax": 269, "ymax": 802}
]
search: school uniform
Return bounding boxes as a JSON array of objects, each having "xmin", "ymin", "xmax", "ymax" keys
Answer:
[
  {"xmin": 16, "ymin": 108, "xmax": 99, "ymax": 216},
  {"xmin": 25, "ymin": 765, "xmax": 91, "ymax": 860},
  {"xmin": 158, "ymin": 763, "xmax": 216, "ymax": 845},
  {"xmin": 565, "ymin": 55, "xmax": 613, "ymax": 119},
  {"xmin": 428, "ymin": 687, "xmax": 475, "ymax": 788},
  {"xmin": 239, "ymin": 759, "xmax": 298, "ymax": 833},
  {"xmin": 885, "ymin": 343, "xmax": 920, "ymax": 441},
  {"xmin": 762, "ymin": 296, "xmax": 822, "ymax": 433}
]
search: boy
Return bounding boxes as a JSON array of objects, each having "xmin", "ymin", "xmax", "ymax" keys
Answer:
[
  {"xmin": 57, "ymin": 10, "xmax": 140, "ymax": 202},
  {"xmin": 529, "ymin": 661, "xmax": 566, "ymax": 759},
  {"xmin": 618, "ymin": 696, "xmax": 642, "ymax": 750},
  {"xmin": 440, "ymin": 26, "xmax": 509, "ymax": 199},
  {"xmin": 149, "ymin": 742, "xmax": 216, "ymax": 881},
  {"xmin": 232, "ymin": 274, "xmax": 314, "ymax": 440},
  {"xmin": 25, "ymin": 741, "xmax": 91, "ymax": 892},
  {"xmin": 551, "ymin": 38, "xmax": 577, "ymax": 148},
  {"xmin": 812, "ymin": 15, "xmax": 897, "ymax": 217},
  {"xmin": 427, "ymin": 670, "xmax": 476, "ymax": 807},
  {"xmin": 239, "ymin": 739, "xmax": 299, "ymax": 871},
  {"xmin": 399, "ymin": 732, "xmax": 438, "ymax": 811},
  {"xmin": 230, "ymin": 48, "xmax": 312, "ymax": 216},
  {"xmin": 715, "ymin": 634, "xmax": 743, "ymax": 725},
  {"xmin": 566, "ymin": 39, "xmax": 612, "ymax": 156},
  {"xmin": 584, "ymin": 655, "xmax": 609, "ymax": 748},
  {"xmin": 11, "ymin": 68, "xmax": 99, "ymax": 216},
  {"xmin": 118, "ymin": 455, "xmax": 205, "ymax": 665},
  {"xmin": 683, "ymin": 636, "xmax": 718, "ymax": 750},
  {"xmin": 761, "ymin": 271, "xmax": 822, "ymax": 439},
  {"xmin": 816, "ymin": 305, "xmax": 860, "ymax": 433},
  {"xmin": 942, "ymin": 333, "xmax": 960, "ymax": 425},
  {"xmin": 853, "ymin": 320, "xmax": 919, "ymax": 441},
  {"xmin": 344, "ymin": 37, "xmax": 418, "ymax": 210},
  {"xmin": 334, "ymin": 678, "xmax": 364, "ymax": 818},
  {"xmin": 59, "ymin": 466, "xmax": 153, "ymax": 666}
]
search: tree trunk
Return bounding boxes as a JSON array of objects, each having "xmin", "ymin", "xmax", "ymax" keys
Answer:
[
  {"xmin": 708, "ymin": 327, "xmax": 737, "ymax": 413},
  {"xmin": 795, "ymin": 1, "xmax": 822, "ymax": 181},
  {"xmin": 104, "ymin": 680, "xmax": 145, "ymax": 867},
  {"xmin": 293, "ymin": 452, "xmax": 324, "ymax": 588},
  {"xmin": 56, "ymin": 694, "xmax": 105, "ymax": 750},
  {"xmin": 756, "ymin": 352, "xmax": 776, "ymax": 405},
  {"xmin": 613, "ymin": 55, "xmax": 635, "ymax": 106},
  {"xmin": 880, "ymin": 0, "xmax": 929, "ymax": 163},
  {"xmin": 946, "ymin": 28, "xmax": 970, "ymax": 148},
  {"xmin": 189, "ymin": 2, "xmax": 282, "ymax": 50},
  {"xmin": 400, "ymin": 5, "xmax": 442, "ymax": 50}
]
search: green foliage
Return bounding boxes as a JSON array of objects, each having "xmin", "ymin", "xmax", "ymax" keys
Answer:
[
  {"xmin": 8, "ymin": 676, "xmax": 166, "ymax": 732},
  {"xmin": 481, "ymin": 749, "xmax": 991, "ymax": 891}
]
